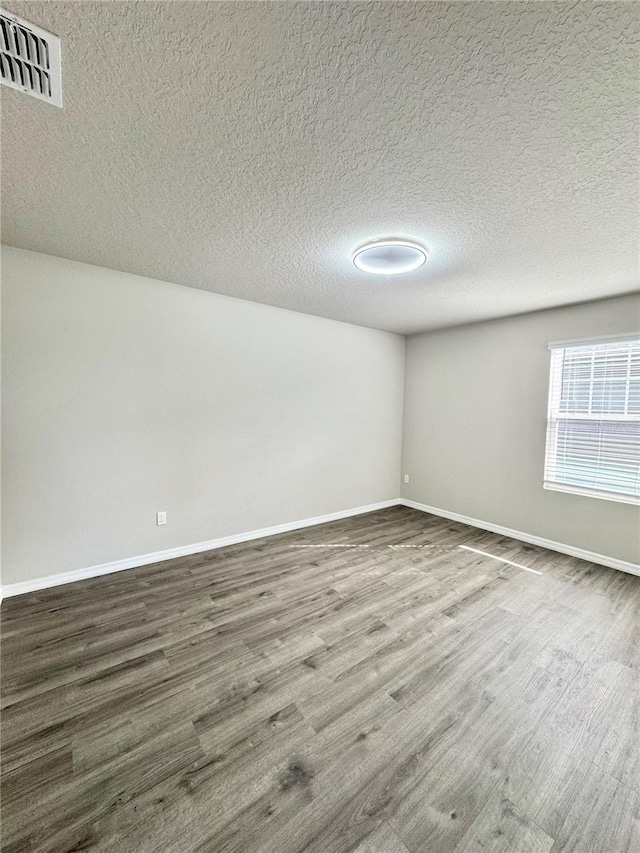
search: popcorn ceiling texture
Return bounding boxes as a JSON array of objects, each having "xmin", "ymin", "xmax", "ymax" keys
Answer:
[{"xmin": 1, "ymin": 1, "xmax": 638, "ymax": 334}]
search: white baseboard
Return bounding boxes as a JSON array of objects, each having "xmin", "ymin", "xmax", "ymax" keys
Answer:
[
  {"xmin": 3, "ymin": 496, "xmax": 636, "ymax": 600},
  {"xmin": 400, "ymin": 499, "xmax": 640, "ymax": 578},
  {"xmin": 0, "ymin": 499, "xmax": 402, "ymax": 599}
]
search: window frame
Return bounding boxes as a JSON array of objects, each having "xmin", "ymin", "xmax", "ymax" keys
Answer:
[{"xmin": 543, "ymin": 333, "xmax": 640, "ymax": 506}]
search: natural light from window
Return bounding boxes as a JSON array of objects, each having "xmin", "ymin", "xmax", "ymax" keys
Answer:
[{"xmin": 544, "ymin": 336, "xmax": 640, "ymax": 505}]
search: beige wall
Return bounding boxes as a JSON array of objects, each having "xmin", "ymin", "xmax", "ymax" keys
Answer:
[
  {"xmin": 1, "ymin": 248, "xmax": 405, "ymax": 585},
  {"xmin": 402, "ymin": 294, "xmax": 640, "ymax": 565}
]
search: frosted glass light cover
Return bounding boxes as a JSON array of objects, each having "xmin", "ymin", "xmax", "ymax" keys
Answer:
[{"xmin": 353, "ymin": 241, "xmax": 427, "ymax": 274}]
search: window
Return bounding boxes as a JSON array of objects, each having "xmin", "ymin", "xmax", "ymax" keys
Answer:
[{"xmin": 544, "ymin": 336, "xmax": 640, "ymax": 505}]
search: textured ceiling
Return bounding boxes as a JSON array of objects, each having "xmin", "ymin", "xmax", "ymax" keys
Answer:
[{"xmin": 1, "ymin": 1, "xmax": 639, "ymax": 334}]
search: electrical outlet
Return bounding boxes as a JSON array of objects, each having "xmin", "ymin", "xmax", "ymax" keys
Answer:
[
  {"xmin": 156, "ymin": 511, "xmax": 167, "ymax": 526},
  {"xmin": 403, "ymin": 474, "xmax": 410, "ymax": 484}
]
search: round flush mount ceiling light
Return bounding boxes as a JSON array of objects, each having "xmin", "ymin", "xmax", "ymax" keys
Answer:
[{"xmin": 353, "ymin": 240, "xmax": 428, "ymax": 275}]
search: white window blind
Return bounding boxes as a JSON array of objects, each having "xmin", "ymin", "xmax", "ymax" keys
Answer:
[{"xmin": 544, "ymin": 337, "xmax": 640, "ymax": 504}]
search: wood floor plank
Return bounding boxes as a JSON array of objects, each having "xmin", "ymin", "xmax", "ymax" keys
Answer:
[
  {"xmin": 550, "ymin": 760, "xmax": 640, "ymax": 853},
  {"xmin": 350, "ymin": 822, "xmax": 411, "ymax": 853},
  {"xmin": 504, "ymin": 721, "xmax": 593, "ymax": 839},
  {"xmin": 452, "ymin": 792, "xmax": 554, "ymax": 853},
  {"xmin": 1, "ymin": 506, "xmax": 639, "ymax": 852}
]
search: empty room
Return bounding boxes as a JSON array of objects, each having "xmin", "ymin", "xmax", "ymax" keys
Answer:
[{"xmin": 1, "ymin": 2, "xmax": 639, "ymax": 852}]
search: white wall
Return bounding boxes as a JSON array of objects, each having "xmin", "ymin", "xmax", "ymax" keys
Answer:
[
  {"xmin": 402, "ymin": 294, "xmax": 640, "ymax": 566},
  {"xmin": 1, "ymin": 247, "xmax": 405, "ymax": 586}
]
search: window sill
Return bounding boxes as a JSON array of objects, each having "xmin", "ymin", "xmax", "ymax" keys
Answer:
[{"xmin": 544, "ymin": 481, "xmax": 640, "ymax": 506}]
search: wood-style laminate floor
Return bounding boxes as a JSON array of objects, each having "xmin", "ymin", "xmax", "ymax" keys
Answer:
[{"xmin": 2, "ymin": 506, "xmax": 640, "ymax": 853}]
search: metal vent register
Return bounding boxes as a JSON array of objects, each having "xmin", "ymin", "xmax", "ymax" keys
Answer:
[{"xmin": 0, "ymin": 9, "xmax": 61, "ymax": 106}]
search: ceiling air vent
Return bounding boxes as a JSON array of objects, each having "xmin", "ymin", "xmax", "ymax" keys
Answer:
[{"xmin": 0, "ymin": 8, "xmax": 61, "ymax": 106}]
